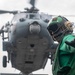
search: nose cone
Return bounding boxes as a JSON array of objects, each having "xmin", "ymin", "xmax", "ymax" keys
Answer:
[{"xmin": 29, "ymin": 24, "xmax": 41, "ymax": 34}]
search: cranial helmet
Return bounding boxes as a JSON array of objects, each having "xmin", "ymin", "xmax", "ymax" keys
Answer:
[{"xmin": 47, "ymin": 16, "xmax": 73, "ymax": 42}]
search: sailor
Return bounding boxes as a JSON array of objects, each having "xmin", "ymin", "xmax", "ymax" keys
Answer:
[{"xmin": 47, "ymin": 16, "xmax": 75, "ymax": 75}]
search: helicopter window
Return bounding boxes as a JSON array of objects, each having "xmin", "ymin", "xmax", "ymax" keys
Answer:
[
  {"xmin": 11, "ymin": 13, "xmax": 28, "ymax": 23},
  {"xmin": 30, "ymin": 15, "xmax": 35, "ymax": 19},
  {"xmin": 29, "ymin": 14, "xmax": 40, "ymax": 19}
]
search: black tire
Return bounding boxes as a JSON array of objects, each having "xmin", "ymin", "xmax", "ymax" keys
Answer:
[{"xmin": 3, "ymin": 56, "xmax": 7, "ymax": 67}]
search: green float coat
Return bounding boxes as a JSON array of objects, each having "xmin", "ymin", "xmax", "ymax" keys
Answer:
[{"xmin": 52, "ymin": 34, "xmax": 75, "ymax": 75}]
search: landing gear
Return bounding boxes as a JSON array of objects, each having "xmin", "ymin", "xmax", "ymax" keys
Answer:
[{"xmin": 3, "ymin": 56, "xmax": 7, "ymax": 67}]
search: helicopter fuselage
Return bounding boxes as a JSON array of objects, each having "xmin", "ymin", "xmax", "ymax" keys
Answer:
[{"xmin": 2, "ymin": 13, "xmax": 54, "ymax": 74}]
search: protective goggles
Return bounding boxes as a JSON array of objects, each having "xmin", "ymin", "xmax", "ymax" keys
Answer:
[{"xmin": 48, "ymin": 23, "xmax": 61, "ymax": 35}]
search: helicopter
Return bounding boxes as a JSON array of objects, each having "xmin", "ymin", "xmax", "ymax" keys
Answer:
[{"xmin": 0, "ymin": 0, "xmax": 58, "ymax": 75}]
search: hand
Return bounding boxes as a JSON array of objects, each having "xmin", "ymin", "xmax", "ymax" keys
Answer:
[
  {"xmin": 65, "ymin": 39, "xmax": 75, "ymax": 48},
  {"xmin": 57, "ymin": 66, "xmax": 71, "ymax": 75}
]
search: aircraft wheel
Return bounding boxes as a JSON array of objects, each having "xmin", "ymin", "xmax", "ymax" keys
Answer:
[{"xmin": 3, "ymin": 56, "xmax": 7, "ymax": 67}]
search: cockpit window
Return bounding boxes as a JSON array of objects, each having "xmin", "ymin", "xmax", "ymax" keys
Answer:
[
  {"xmin": 11, "ymin": 13, "xmax": 28, "ymax": 23},
  {"xmin": 11, "ymin": 13, "xmax": 41, "ymax": 23},
  {"xmin": 29, "ymin": 13, "xmax": 41, "ymax": 19}
]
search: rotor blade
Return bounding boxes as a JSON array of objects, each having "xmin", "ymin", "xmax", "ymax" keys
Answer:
[
  {"xmin": 61, "ymin": 15, "xmax": 75, "ymax": 17},
  {"xmin": 50, "ymin": 14, "xmax": 75, "ymax": 17},
  {"xmin": 0, "ymin": 26, "xmax": 4, "ymax": 34},
  {"xmin": 0, "ymin": 10, "xmax": 18, "ymax": 14},
  {"xmin": 1, "ymin": 26, "xmax": 4, "ymax": 30},
  {"xmin": 0, "ymin": 10, "xmax": 10, "ymax": 14},
  {"xmin": 29, "ymin": 0, "xmax": 36, "ymax": 7}
]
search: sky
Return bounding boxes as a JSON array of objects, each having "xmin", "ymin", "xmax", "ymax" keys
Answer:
[{"xmin": 0, "ymin": 0, "xmax": 75, "ymax": 75}]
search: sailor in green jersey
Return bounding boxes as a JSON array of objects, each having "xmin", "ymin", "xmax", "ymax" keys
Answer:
[{"xmin": 47, "ymin": 16, "xmax": 75, "ymax": 75}]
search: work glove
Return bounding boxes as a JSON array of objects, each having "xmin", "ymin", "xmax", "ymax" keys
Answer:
[
  {"xmin": 65, "ymin": 39, "xmax": 75, "ymax": 48},
  {"xmin": 57, "ymin": 66, "xmax": 71, "ymax": 75}
]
